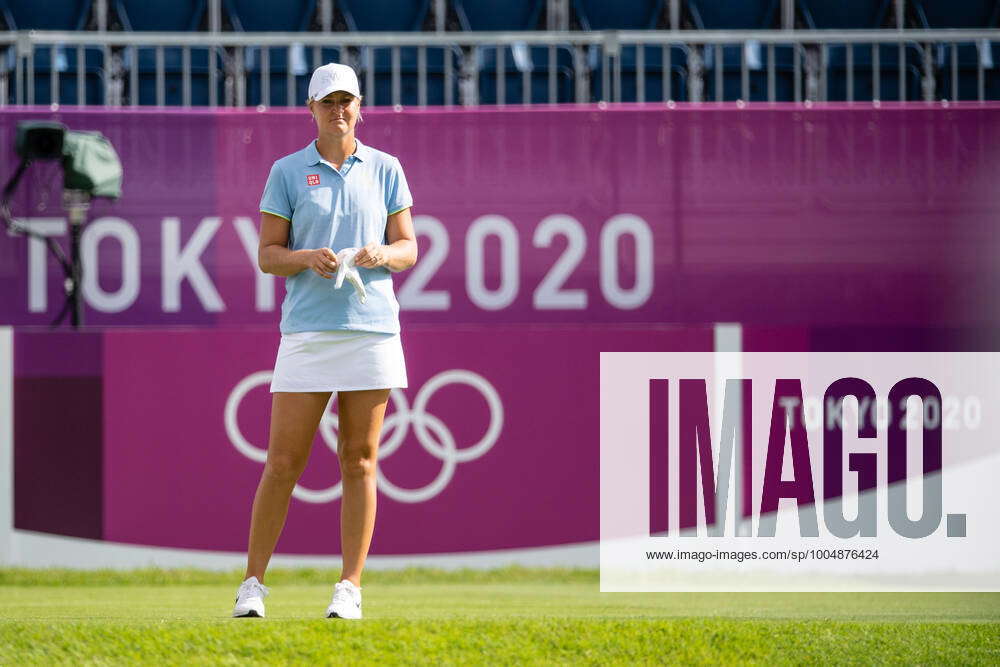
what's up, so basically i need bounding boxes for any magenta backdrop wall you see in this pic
[8,104,1000,553]
[96,325,710,553]
[2,104,999,329]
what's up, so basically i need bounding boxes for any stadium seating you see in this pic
[932,40,1000,99]
[116,0,223,106]
[822,45,925,101]
[798,0,920,101]
[227,0,314,31]
[454,0,544,31]
[2,0,998,105]
[117,0,203,31]
[7,0,91,30]
[454,0,567,104]
[454,0,574,104]
[913,0,1000,100]
[4,0,105,104]
[574,0,687,101]
[915,0,1000,27]
[226,0,315,106]
[16,46,106,105]
[688,0,779,29]
[685,0,795,101]
[339,0,458,107]
[472,44,575,104]
[342,0,427,31]
[799,0,890,29]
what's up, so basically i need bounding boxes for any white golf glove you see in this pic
[333,247,367,304]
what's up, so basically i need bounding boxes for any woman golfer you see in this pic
[233,63,416,620]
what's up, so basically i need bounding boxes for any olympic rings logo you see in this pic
[224,369,504,504]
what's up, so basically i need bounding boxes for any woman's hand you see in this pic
[305,247,339,279]
[354,242,388,269]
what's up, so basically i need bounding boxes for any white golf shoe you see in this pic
[232,576,269,618]
[326,579,362,619]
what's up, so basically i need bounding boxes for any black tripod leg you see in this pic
[69,221,83,327]
[51,289,72,327]
[47,237,75,328]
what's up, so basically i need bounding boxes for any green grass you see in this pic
[1,568,997,664]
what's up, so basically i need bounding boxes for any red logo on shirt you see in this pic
[306,174,321,186]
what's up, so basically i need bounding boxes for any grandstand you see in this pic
[0,1,997,106]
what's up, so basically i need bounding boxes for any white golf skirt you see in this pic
[270,330,408,393]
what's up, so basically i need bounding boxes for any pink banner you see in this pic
[2,104,998,329]
[10,105,1000,553]
[98,326,711,553]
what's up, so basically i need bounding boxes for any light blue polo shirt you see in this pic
[259,138,413,334]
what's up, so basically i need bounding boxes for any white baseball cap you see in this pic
[308,63,361,101]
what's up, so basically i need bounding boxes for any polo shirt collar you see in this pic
[304,140,322,166]
[352,138,371,162]
[304,138,370,166]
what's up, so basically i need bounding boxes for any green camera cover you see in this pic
[62,131,123,200]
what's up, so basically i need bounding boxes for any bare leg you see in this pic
[336,388,390,587]
[244,391,332,583]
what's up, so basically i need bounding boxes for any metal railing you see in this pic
[0,29,998,107]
